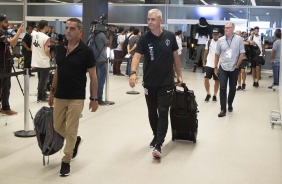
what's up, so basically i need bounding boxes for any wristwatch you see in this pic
[89,97,98,101]
[129,70,136,76]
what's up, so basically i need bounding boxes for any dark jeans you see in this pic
[126,58,132,76]
[96,63,108,102]
[113,50,124,75]
[144,84,173,145]
[37,68,49,100]
[0,65,12,111]
[272,62,280,85]
[218,66,239,111]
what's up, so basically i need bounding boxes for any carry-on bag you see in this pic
[170,83,198,143]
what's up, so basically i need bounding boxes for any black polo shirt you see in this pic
[136,30,178,86]
[55,40,96,99]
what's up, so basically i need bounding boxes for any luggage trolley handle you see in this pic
[173,82,189,91]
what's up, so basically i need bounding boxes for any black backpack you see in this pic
[111,33,118,49]
[122,34,132,56]
[34,106,64,165]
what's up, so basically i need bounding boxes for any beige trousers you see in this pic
[53,98,84,163]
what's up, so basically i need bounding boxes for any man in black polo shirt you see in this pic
[129,9,183,159]
[48,18,98,177]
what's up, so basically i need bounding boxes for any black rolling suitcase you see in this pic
[170,83,198,143]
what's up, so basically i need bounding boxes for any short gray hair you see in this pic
[225,22,235,29]
[148,9,162,19]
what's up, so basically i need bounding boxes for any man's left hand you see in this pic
[89,101,98,112]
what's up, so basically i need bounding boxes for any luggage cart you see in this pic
[269,110,282,129]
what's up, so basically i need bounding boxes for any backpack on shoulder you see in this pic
[122,34,132,56]
[111,33,118,49]
[34,106,64,165]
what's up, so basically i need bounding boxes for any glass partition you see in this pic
[27,0,81,3]
[27,5,82,17]
[0,6,23,21]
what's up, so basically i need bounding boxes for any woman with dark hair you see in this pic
[193,17,212,72]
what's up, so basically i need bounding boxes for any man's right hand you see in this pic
[48,94,54,107]
[129,74,138,88]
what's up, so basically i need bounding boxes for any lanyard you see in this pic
[226,34,234,48]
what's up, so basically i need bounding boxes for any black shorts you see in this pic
[251,56,263,68]
[239,59,247,69]
[204,66,218,80]
[50,45,56,52]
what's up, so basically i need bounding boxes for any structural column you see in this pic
[82,0,108,43]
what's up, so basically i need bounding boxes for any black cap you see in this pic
[212,28,220,34]
[0,14,8,22]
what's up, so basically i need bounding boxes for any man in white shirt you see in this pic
[31,20,51,102]
[113,27,125,76]
[249,26,265,87]
[203,28,220,102]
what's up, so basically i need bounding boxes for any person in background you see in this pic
[31,20,51,103]
[193,17,212,73]
[0,14,24,115]
[214,22,245,117]
[126,28,139,76]
[268,29,281,89]
[203,28,220,102]
[21,26,34,76]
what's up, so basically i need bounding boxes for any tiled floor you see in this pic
[0,64,281,184]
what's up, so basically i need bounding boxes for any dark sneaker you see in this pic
[212,96,217,102]
[60,162,70,177]
[255,82,259,87]
[218,110,226,117]
[205,94,211,102]
[268,85,273,89]
[149,136,156,148]
[236,86,241,91]
[152,144,162,158]
[253,82,255,87]
[242,83,246,90]
[72,136,83,159]
[98,101,108,106]
[228,106,233,112]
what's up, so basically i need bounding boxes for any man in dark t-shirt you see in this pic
[48,18,98,177]
[21,26,33,76]
[129,9,183,159]
[0,14,24,115]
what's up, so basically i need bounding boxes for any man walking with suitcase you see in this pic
[48,18,98,176]
[214,22,245,117]
[129,9,183,158]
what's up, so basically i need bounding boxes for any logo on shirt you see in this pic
[33,35,41,48]
[165,39,170,46]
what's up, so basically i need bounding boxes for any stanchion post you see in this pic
[14,68,36,137]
